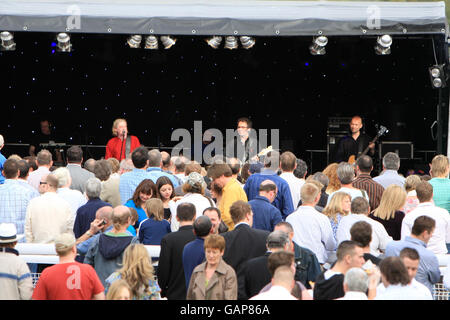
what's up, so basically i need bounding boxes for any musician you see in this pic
[29,119,63,163]
[225,117,258,163]
[105,118,141,161]
[334,116,375,163]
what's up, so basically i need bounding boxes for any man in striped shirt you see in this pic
[352,155,384,211]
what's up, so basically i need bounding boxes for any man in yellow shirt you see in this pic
[208,163,247,230]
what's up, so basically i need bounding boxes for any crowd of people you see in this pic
[0,118,450,301]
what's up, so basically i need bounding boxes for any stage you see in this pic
[0,1,448,174]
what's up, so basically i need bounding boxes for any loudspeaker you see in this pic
[379,141,414,159]
[327,134,347,163]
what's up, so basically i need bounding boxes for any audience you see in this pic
[53,167,87,217]
[124,179,156,229]
[203,207,228,234]
[279,152,305,210]
[27,150,53,190]
[352,155,384,210]
[327,162,370,204]
[16,160,39,197]
[350,221,382,265]
[402,174,421,214]
[250,266,297,300]
[323,163,341,194]
[248,180,283,232]
[336,267,369,300]
[155,176,175,220]
[428,154,450,213]
[138,198,171,245]
[65,145,94,193]
[322,191,351,241]
[95,159,121,208]
[146,149,179,188]
[106,279,132,300]
[374,152,405,188]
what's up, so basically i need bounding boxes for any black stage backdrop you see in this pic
[0,32,441,173]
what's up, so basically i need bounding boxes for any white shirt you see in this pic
[286,206,336,264]
[57,188,87,218]
[327,187,370,205]
[169,193,215,231]
[401,202,450,254]
[336,214,393,256]
[27,166,50,191]
[336,291,368,300]
[250,285,297,300]
[279,172,304,210]
[444,265,450,290]
[376,281,432,300]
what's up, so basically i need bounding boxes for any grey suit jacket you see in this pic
[67,163,95,193]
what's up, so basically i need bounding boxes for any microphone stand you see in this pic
[119,131,126,161]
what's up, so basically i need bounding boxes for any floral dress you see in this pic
[329,213,343,242]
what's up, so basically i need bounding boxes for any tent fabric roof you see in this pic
[0,0,448,36]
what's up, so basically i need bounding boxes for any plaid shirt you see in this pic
[0,179,37,239]
[352,173,385,210]
[119,168,152,204]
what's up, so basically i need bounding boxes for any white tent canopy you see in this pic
[0,0,447,36]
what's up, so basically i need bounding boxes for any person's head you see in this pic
[8,154,22,162]
[2,159,19,179]
[349,116,363,134]
[240,163,251,183]
[0,223,24,249]
[373,185,407,220]
[176,202,196,224]
[399,247,420,282]
[131,147,149,169]
[280,151,297,173]
[266,230,290,252]
[84,158,96,173]
[204,234,226,267]
[343,267,369,294]
[185,161,202,176]
[45,174,59,192]
[430,154,450,178]
[118,243,155,298]
[379,256,410,287]
[119,158,134,174]
[129,207,139,226]
[107,158,120,174]
[143,198,165,221]
[356,155,373,174]
[323,192,351,222]
[229,200,253,226]
[112,118,128,137]
[38,174,49,194]
[411,215,435,244]
[40,119,52,135]
[132,179,156,207]
[155,176,175,201]
[85,177,102,200]
[160,151,171,171]
[300,182,320,205]
[193,215,213,238]
[0,134,4,150]
[94,159,112,182]
[309,172,329,193]
[96,206,114,231]
[147,149,162,168]
[415,181,434,203]
[259,180,278,203]
[236,117,252,138]
[106,279,132,300]
[54,233,76,258]
[111,206,132,231]
[36,149,53,167]
[271,266,295,292]
[207,163,232,188]
[293,158,308,179]
[351,197,370,215]
[66,145,83,164]
[228,157,241,177]
[173,156,188,174]
[336,241,365,270]
[52,167,72,188]
[404,174,422,193]
[267,250,296,277]
[382,152,401,171]
[203,207,222,234]
[350,221,372,248]
[263,150,280,171]
[274,222,295,252]
[24,156,38,172]
[17,160,30,180]
[323,163,341,192]
[182,172,206,195]
[337,162,355,185]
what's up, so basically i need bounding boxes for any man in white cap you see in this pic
[32,233,105,300]
[0,223,33,300]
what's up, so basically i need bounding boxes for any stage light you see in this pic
[144,35,159,49]
[240,36,256,49]
[160,35,176,49]
[429,65,447,88]
[205,36,223,49]
[127,35,142,48]
[56,33,72,52]
[375,35,392,55]
[0,31,16,51]
[224,36,238,50]
[309,36,328,55]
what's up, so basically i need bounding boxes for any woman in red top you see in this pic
[105,118,141,161]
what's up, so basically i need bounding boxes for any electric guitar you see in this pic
[348,125,388,164]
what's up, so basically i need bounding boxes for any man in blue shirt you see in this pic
[385,215,441,293]
[373,152,405,189]
[146,149,179,188]
[244,151,294,219]
[0,134,6,184]
[248,180,282,232]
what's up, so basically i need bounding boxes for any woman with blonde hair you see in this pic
[402,175,421,214]
[105,118,141,161]
[369,185,406,240]
[323,163,341,194]
[105,244,162,300]
[322,191,352,241]
[106,279,132,300]
[138,198,171,245]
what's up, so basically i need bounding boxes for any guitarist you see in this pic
[334,115,375,164]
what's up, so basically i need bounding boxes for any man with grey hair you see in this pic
[53,167,87,217]
[337,267,369,300]
[95,159,121,208]
[327,162,369,205]
[146,149,179,187]
[83,158,97,173]
[241,230,291,299]
[374,152,405,188]
[0,134,6,184]
[66,145,94,193]
[27,149,53,190]
[172,155,188,185]
[119,158,134,174]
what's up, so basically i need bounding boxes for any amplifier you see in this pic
[379,141,414,159]
[327,117,352,134]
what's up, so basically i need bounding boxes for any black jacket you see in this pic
[313,270,345,300]
[242,252,272,300]
[157,225,196,300]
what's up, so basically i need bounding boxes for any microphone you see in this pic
[122,130,126,137]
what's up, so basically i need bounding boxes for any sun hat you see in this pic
[0,223,24,243]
